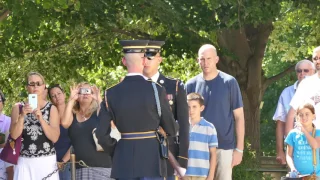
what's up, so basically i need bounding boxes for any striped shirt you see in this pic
[186,118,218,177]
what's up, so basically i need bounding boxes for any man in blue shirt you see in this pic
[186,44,245,180]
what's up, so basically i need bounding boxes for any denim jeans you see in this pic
[59,163,71,180]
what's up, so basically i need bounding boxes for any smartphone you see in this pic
[28,94,38,110]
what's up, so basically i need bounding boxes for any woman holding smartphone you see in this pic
[62,82,113,180]
[10,72,60,180]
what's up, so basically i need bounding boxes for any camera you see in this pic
[79,88,92,95]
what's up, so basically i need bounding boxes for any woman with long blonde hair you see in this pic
[62,82,113,180]
[10,72,60,180]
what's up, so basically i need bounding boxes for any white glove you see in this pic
[174,167,186,177]
[110,127,121,142]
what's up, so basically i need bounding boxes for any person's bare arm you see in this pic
[231,107,245,167]
[286,145,296,172]
[61,148,71,162]
[6,166,13,180]
[36,105,60,143]
[207,147,217,180]
[285,107,296,136]
[10,103,32,139]
[62,85,79,128]
[276,121,286,164]
[234,107,244,150]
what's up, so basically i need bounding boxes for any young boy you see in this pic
[185,93,218,180]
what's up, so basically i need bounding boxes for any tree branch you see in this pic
[5,28,151,61]
[263,64,295,89]
[111,28,151,39]
[0,9,9,22]
[217,28,252,69]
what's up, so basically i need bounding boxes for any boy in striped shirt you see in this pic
[185,93,218,180]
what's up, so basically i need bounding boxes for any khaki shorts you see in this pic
[184,176,207,180]
[215,149,233,180]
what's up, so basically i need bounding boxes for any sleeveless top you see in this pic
[54,125,71,162]
[69,112,112,168]
[20,102,56,158]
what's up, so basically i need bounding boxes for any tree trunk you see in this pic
[216,22,274,153]
[241,87,264,151]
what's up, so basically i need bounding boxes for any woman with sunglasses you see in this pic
[48,84,71,180]
[62,82,113,180]
[10,72,60,180]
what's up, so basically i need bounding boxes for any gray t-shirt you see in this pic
[186,71,243,149]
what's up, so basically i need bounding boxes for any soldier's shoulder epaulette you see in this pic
[166,76,179,81]
[165,76,182,83]
[147,79,162,87]
[106,82,120,91]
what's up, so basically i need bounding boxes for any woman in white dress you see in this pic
[10,72,60,180]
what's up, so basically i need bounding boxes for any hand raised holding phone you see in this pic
[33,107,43,121]
[23,94,37,116]
[22,103,33,115]
[91,86,101,102]
[69,85,79,101]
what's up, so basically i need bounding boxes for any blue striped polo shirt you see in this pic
[185,118,218,177]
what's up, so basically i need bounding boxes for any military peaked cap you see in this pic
[119,40,149,53]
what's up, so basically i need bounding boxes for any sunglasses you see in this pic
[144,52,159,60]
[27,81,44,87]
[296,69,310,73]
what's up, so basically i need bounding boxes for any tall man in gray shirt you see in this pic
[185,44,245,180]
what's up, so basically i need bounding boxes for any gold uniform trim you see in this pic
[121,136,157,140]
[121,131,156,135]
[178,156,188,160]
[123,46,147,49]
[147,79,162,87]
[146,46,161,48]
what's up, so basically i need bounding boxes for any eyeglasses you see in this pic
[27,81,44,87]
[296,69,310,73]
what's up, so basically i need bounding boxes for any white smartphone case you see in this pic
[28,94,38,110]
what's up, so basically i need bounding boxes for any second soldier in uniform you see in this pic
[143,41,189,179]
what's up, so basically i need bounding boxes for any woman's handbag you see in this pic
[93,90,118,152]
[0,104,23,165]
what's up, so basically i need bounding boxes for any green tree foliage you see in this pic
[0,0,320,156]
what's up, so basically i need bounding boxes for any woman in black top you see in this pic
[62,82,113,180]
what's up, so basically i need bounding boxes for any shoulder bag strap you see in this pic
[312,127,317,174]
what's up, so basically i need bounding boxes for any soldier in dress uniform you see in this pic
[95,40,178,180]
[143,41,189,179]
